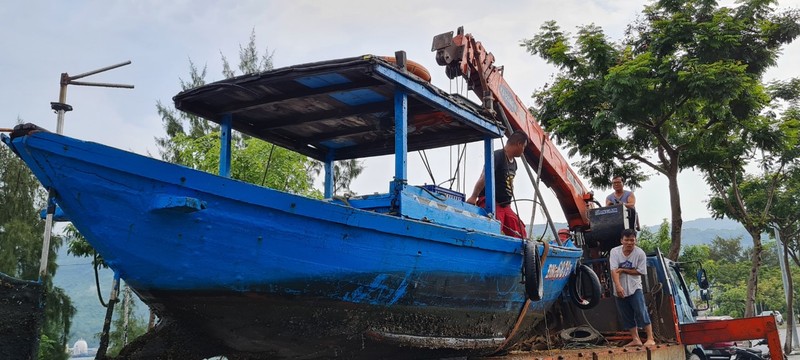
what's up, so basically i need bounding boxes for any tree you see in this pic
[764,132,800,351]
[679,244,710,280]
[702,90,799,317]
[773,165,800,267]
[170,132,322,197]
[524,0,800,261]
[103,285,147,357]
[638,219,671,254]
[0,139,74,360]
[707,175,782,317]
[708,236,745,263]
[155,29,363,196]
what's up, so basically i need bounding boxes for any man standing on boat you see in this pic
[466,132,528,239]
[610,229,655,347]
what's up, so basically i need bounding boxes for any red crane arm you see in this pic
[433,27,594,229]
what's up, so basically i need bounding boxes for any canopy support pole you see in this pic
[219,114,232,177]
[324,151,335,198]
[483,138,495,216]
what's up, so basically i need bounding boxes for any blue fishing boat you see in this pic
[4,55,585,359]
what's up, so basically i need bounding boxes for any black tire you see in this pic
[568,264,601,310]
[559,326,601,344]
[524,241,543,301]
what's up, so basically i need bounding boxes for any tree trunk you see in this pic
[666,169,683,261]
[744,230,762,317]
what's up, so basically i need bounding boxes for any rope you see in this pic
[448,143,468,190]
[260,144,276,186]
[579,302,608,344]
[417,150,436,185]
[416,186,447,201]
[494,298,531,352]
[495,240,551,353]
[93,252,107,308]
[538,240,554,355]
[646,282,668,342]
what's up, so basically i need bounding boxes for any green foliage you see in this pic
[704,238,800,319]
[768,150,800,267]
[171,132,322,197]
[154,28,274,161]
[42,286,74,360]
[154,29,362,197]
[638,218,672,254]
[715,286,748,318]
[103,286,148,357]
[744,241,780,268]
[0,141,74,360]
[708,236,745,263]
[680,244,710,277]
[37,334,60,360]
[524,0,800,260]
[64,223,105,267]
[703,140,798,316]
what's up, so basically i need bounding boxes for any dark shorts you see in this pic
[615,289,651,329]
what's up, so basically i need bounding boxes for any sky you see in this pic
[2,0,799,227]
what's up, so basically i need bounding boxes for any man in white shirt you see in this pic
[610,229,655,346]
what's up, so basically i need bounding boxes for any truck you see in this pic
[433,26,785,360]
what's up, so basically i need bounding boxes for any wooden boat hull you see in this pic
[5,131,583,358]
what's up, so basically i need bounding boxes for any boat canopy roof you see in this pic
[173,55,502,161]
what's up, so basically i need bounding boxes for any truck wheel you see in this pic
[686,346,707,360]
[568,264,601,309]
[524,241,543,301]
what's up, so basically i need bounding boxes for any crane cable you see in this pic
[417,150,436,185]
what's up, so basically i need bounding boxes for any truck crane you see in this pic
[432,26,785,360]
[432,27,595,234]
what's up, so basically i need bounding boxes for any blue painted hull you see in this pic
[7,132,582,357]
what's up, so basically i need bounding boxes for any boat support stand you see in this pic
[96,272,121,359]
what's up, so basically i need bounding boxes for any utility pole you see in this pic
[773,224,800,353]
[38,61,133,281]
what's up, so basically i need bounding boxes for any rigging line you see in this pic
[260,144,276,187]
[417,150,436,185]
[522,104,560,242]
[448,142,469,190]
[494,298,531,353]
[461,144,467,193]
[529,131,550,238]
[449,145,453,188]
[94,251,107,308]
